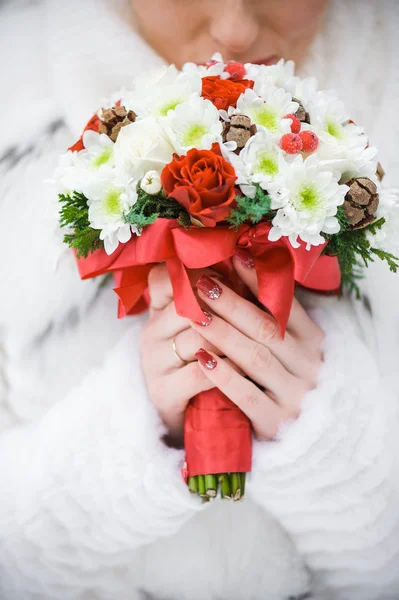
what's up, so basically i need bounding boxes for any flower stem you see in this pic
[187,472,246,501]
[205,474,217,497]
[240,472,246,498]
[188,476,198,494]
[231,473,241,501]
[197,474,206,496]
[219,473,232,499]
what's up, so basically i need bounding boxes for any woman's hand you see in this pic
[141,264,224,446]
[190,250,325,440]
[141,252,324,445]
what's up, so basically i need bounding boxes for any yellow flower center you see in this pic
[253,105,279,131]
[182,124,208,147]
[256,152,279,177]
[92,146,113,169]
[293,184,324,217]
[104,188,122,216]
[325,117,344,140]
[159,99,183,116]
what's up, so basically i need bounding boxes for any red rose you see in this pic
[161,144,237,227]
[201,76,254,111]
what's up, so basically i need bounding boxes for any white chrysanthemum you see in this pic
[230,131,282,192]
[268,155,349,249]
[369,188,399,254]
[125,65,202,118]
[53,131,115,194]
[317,143,379,181]
[309,91,368,152]
[246,59,298,96]
[81,130,115,168]
[53,151,85,194]
[182,52,226,78]
[234,87,297,135]
[163,95,222,154]
[141,170,162,195]
[114,117,175,181]
[85,173,138,255]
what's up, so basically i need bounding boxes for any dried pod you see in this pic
[98,106,136,141]
[292,97,310,124]
[343,177,379,229]
[376,162,385,182]
[222,115,257,153]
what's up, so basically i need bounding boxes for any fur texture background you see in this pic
[0,1,399,598]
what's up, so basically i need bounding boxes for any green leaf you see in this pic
[323,209,398,296]
[59,191,103,258]
[124,186,189,229]
[228,184,274,228]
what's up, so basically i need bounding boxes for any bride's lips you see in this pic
[253,55,279,66]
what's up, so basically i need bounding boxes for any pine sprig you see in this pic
[59,192,103,258]
[324,208,399,296]
[228,184,274,228]
[124,187,189,229]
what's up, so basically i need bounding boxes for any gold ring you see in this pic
[172,336,187,366]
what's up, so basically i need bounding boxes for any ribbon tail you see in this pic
[166,256,205,323]
[114,265,153,318]
[255,247,295,337]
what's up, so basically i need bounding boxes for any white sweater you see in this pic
[1,1,399,599]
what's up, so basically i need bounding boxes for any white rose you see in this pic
[114,117,175,181]
[141,170,162,195]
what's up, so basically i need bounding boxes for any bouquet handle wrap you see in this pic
[185,389,252,478]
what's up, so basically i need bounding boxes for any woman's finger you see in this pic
[148,300,192,339]
[194,274,320,383]
[233,252,324,342]
[191,315,307,409]
[157,357,244,414]
[194,349,294,440]
[148,263,174,312]
[165,326,222,370]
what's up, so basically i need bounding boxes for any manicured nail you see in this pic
[197,310,213,326]
[196,275,223,299]
[234,248,255,268]
[195,348,218,370]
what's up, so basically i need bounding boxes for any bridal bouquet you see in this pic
[55,54,398,501]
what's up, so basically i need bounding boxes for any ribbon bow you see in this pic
[77,219,340,335]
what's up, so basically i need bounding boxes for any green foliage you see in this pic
[59,192,103,258]
[324,208,399,297]
[228,184,273,228]
[124,187,189,229]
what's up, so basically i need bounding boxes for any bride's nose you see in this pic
[210,0,259,55]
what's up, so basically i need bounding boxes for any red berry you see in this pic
[284,113,301,134]
[224,61,246,79]
[280,133,303,154]
[299,130,319,153]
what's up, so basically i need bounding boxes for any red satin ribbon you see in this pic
[185,388,252,477]
[78,218,340,334]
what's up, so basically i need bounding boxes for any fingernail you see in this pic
[195,348,218,370]
[197,310,213,326]
[234,248,255,268]
[196,275,223,299]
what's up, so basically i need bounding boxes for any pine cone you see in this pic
[222,115,257,153]
[98,105,136,142]
[292,97,310,124]
[343,177,379,229]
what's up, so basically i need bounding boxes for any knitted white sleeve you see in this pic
[247,301,399,600]
[0,323,204,600]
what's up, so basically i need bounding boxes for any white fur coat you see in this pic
[1,1,399,599]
